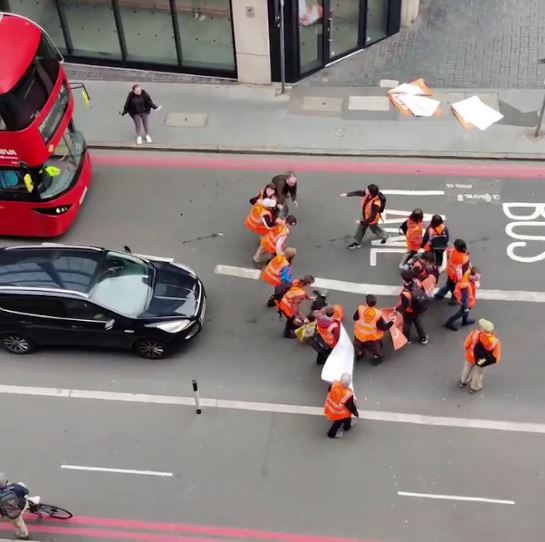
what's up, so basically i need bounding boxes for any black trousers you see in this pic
[402,312,427,342]
[354,339,383,359]
[328,418,352,438]
[433,249,445,267]
[316,347,332,366]
[436,277,456,299]
[283,316,297,337]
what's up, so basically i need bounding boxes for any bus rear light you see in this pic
[34,205,72,216]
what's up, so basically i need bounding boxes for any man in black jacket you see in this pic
[396,270,429,345]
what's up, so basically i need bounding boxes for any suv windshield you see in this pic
[0,125,85,202]
[0,36,60,131]
[89,251,153,318]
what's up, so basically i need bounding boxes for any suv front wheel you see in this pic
[3,334,37,355]
[133,338,170,360]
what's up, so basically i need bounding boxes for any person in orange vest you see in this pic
[262,247,297,307]
[410,252,439,284]
[309,290,344,321]
[353,294,394,365]
[244,197,277,237]
[249,182,278,206]
[444,266,480,331]
[340,183,389,249]
[399,208,424,268]
[314,306,341,365]
[460,319,501,393]
[278,275,315,338]
[421,214,449,267]
[435,238,471,305]
[324,373,359,438]
[253,215,297,267]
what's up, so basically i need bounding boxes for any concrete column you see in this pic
[231,0,271,84]
[401,0,420,27]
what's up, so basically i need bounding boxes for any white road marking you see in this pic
[214,264,545,303]
[2,384,545,435]
[60,465,173,477]
[381,190,445,196]
[397,491,515,505]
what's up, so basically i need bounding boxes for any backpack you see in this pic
[410,284,429,314]
[377,192,387,213]
[273,282,291,302]
[430,231,448,251]
[0,489,22,519]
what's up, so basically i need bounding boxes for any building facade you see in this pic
[1,0,401,84]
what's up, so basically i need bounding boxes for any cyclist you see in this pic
[0,473,30,540]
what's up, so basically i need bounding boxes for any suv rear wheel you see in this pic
[133,338,170,360]
[3,334,37,355]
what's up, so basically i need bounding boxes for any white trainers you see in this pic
[136,136,143,145]
[145,135,152,143]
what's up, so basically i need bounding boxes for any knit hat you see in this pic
[478,319,494,332]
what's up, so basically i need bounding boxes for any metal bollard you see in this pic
[192,379,202,414]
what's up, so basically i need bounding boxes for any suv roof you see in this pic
[0,245,104,294]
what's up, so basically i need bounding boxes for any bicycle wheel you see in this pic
[34,503,73,519]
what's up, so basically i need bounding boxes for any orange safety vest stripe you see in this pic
[333,305,345,322]
[245,202,272,236]
[317,320,338,347]
[261,222,289,254]
[261,255,289,287]
[278,286,306,318]
[324,381,353,421]
[354,305,384,342]
[406,219,423,252]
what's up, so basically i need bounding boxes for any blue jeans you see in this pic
[446,305,470,326]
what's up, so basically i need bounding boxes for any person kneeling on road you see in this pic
[324,373,359,439]
[277,275,315,338]
[0,473,30,540]
[397,269,429,345]
[353,294,394,365]
[313,306,341,366]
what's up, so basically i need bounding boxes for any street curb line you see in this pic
[88,141,545,161]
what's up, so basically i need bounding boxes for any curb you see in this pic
[87,141,545,161]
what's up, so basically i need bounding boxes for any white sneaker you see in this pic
[136,136,143,145]
[145,135,152,143]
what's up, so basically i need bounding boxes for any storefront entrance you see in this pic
[270,0,401,83]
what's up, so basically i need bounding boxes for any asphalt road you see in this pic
[1,152,544,542]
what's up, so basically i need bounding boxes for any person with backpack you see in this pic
[399,208,424,268]
[422,214,450,267]
[340,184,389,249]
[0,473,30,540]
[444,267,480,331]
[396,269,429,345]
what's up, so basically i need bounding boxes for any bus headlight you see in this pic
[34,205,72,215]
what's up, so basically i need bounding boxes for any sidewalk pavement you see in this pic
[74,80,545,159]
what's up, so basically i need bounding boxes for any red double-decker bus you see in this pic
[0,12,92,237]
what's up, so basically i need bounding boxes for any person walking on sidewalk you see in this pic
[121,84,161,145]
[261,247,297,307]
[399,208,424,268]
[422,214,449,267]
[460,319,502,393]
[253,215,297,267]
[444,266,480,331]
[340,184,389,249]
[324,373,359,439]
[353,294,394,365]
[396,269,429,345]
[0,473,30,540]
[435,239,471,305]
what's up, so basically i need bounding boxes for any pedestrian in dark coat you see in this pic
[121,84,160,145]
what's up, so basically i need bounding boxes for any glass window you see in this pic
[0,296,67,318]
[118,3,178,66]
[7,0,67,53]
[298,0,324,74]
[90,251,153,318]
[63,299,108,321]
[0,169,34,201]
[174,0,235,72]
[366,0,389,45]
[59,1,122,60]
[329,1,360,60]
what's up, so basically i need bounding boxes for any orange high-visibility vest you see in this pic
[354,305,384,342]
[317,319,339,348]
[324,381,353,421]
[424,224,446,252]
[406,218,423,252]
[245,201,272,236]
[454,273,477,308]
[464,330,501,365]
[362,195,382,225]
[261,221,289,254]
[333,304,345,322]
[278,286,306,318]
[447,248,470,282]
[261,255,289,287]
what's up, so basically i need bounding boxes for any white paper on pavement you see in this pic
[451,96,503,131]
[321,325,354,390]
[389,83,427,96]
[397,94,440,117]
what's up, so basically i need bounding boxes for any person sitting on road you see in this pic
[0,473,30,540]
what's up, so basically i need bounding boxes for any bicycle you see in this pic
[26,496,73,519]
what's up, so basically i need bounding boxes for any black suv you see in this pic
[0,244,206,359]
